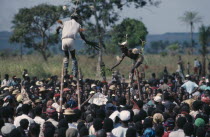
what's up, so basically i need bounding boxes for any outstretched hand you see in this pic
[86,41,100,50]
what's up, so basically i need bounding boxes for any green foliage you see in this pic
[199,25,210,55]
[110,18,148,48]
[160,51,168,57]
[10,4,69,61]
[167,43,180,51]
[179,11,202,26]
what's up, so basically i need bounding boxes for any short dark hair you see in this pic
[79,127,89,137]
[9,128,21,137]
[34,106,42,116]
[137,100,144,108]
[143,118,153,128]
[126,127,137,137]
[183,122,194,136]
[103,118,113,132]
[29,123,40,137]
[43,122,55,137]
[196,127,206,137]
[135,121,143,136]
[20,119,29,129]
[176,117,187,129]
[21,104,30,114]
[192,101,203,111]
[93,118,103,131]
[155,124,164,137]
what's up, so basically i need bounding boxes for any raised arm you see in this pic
[111,54,125,71]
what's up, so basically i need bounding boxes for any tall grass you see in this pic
[0,54,204,80]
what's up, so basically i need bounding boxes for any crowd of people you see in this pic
[0,68,210,137]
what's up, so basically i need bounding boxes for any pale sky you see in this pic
[0,0,209,34]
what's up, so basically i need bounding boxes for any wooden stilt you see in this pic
[77,70,81,110]
[60,59,64,113]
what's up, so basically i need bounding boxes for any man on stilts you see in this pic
[56,13,99,77]
[110,38,144,82]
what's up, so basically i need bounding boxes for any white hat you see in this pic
[118,40,128,46]
[119,110,130,121]
[154,96,162,103]
[109,111,120,122]
[90,91,95,94]
[91,84,96,88]
[132,48,140,54]
[185,74,190,78]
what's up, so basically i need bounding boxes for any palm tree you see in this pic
[179,11,202,54]
[199,25,210,76]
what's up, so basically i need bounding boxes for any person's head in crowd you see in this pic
[126,127,137,137]
[196,127,206,137]
[66,128,78,137]
[135,121,143,136]
[43,122,56,137]
[137,100,144,109]
[192,100,203,111]
[153,113,164,125]
[20,119,29,130]
[119,110,130,126]
[4,74,9,80]
[155,124,164,137]
[9,128,21,137]
[79,126,89,137]
[176,116,187,129]
[184,114,193,123]
[58,119,68,129]
[143,118,153,129]
[96,109,105,120]
[194,118,205,127]
[46,107,58,121]
[118,97,126,107]
[21,104,31,115]
[96,129,106,137]
[58,127,67,137]
[203,104,210,115]
[1,123,16,137]
[93,118,103,132]
[63,108,75,123]
[103,118,113,133]
[28,123,40,137]
[164,118,175,131]
[34,106,42,117]
[183,122,194,137]
[163,92,170,101]
[77,121,86,131]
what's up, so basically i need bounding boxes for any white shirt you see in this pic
[1,79,12,87]
[112,126,128,137]
[194,60,199,67]
[34,116,45,137]
[34,116,45,127]
[169,129,185,137]
[46,118,58,128]
[62,19,81,40]
[14,114,35,127]
[181,80,198,94]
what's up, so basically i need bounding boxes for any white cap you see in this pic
[91,84,96,88]
[90,91,95,94]
[154,96,162,103]
[119,110,130,121]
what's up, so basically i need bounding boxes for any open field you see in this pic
[0,54,207,80]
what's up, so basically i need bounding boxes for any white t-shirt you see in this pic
[181,80,198,94]
[194,60,199,67]
[112,126,128,137]
[62,19,81,40]
[14,114,35,127]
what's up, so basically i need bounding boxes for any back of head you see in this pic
[20,119,29,129]
[29,123,40,137]
[21,104,30,114]
[34,106,42,116]
[66,128,78,137]
[176,117,187,129]
[43,121,55,137]
[96,129,106,137]
[9,128,21,137]
[196,127,206,137]
[155,124,164,137]
[183,122,194,136]
[93,118,103,131]
[126,127,137,137]
[79,127,89,137]
[137,100,144,108]
[103,118,113,132]
[143,118,153,128]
